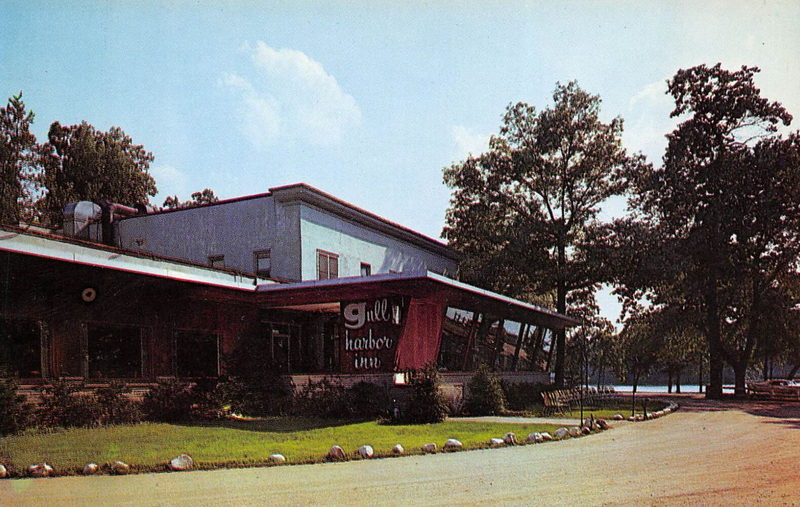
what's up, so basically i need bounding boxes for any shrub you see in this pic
[141,380,194,423]
[401,365,449,424]
[191,378,227,420]
[0,373,32,435]
[37,381,102,428]
[95,382,142,425]
[293,379,351,418]
[501,381,551,412]
[464,364,506,415]
[223,334,294,416]
[348,381,391,419]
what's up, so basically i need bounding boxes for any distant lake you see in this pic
[613,385,735,393]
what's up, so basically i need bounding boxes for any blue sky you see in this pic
[2,0,799,324]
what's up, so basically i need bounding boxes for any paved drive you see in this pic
[2,395,799,505]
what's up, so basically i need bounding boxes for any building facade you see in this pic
[0,185,578,391]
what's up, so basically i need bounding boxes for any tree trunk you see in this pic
[667,370,673,393]
[733,361,747,398]
[787,364,800,381]
[675,369,681,393]
[698,358,703,393]
[706,281,724,399]
[553,260,567,388]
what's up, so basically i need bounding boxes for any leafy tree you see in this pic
[623,64,800,397]
[443,81,644,386]
[614,308,663,414]
[39,121,156,226]
[162,188,219,209]
[0,93,39,225]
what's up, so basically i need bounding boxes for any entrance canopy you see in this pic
[256,271,580,330]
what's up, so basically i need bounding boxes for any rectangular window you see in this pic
[317,250,339,280]
[175,330,219,377]
[0,318,42,378]
[208,255,225,269]
[360,263,371,276]
[254,249,271,277]
[87,324,142,379]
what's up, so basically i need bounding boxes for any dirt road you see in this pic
[2,395,799,506]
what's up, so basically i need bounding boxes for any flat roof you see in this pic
[0,225,265,291]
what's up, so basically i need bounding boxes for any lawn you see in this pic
[540,399,669,419]
[0,418,562,475]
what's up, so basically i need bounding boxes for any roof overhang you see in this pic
[257,271,581,329]
[0,226,265,292]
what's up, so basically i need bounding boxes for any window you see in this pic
[87,324,141,378]
[317,250,339,280]
[436,308,554,372]
[175,330,219,377]
[0,318,42,378]
[208,255,225,269]
[254,249,271,277]
[360,263,371,277]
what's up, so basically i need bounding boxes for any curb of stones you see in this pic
[0,406,686,479]
[612,400,680,422]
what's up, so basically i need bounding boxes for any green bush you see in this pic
[36,382,103,428]
[401,365,449,424]
[190,378,227,420]
[0,373,32,435]
[464,364,506,415]
[223,334,294,416]
[95,382,142,425]
[501,381,551,411]
[141,380,194,423]
[293,379,351,418]
[348,381,391,419]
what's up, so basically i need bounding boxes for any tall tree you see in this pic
[625,64,800,397]
[443,81,644,386]
[162,188,219,209]
[0,93,39,225]
[39,121,156,226]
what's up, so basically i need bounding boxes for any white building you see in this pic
[116,183,459,282]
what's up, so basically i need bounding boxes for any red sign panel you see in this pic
[340,297,405,372]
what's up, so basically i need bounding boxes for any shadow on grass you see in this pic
[177,416,364,433]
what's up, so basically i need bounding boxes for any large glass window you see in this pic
[438,307,476,371]
[88,324,141,378]
[437,307,554,372]
[0,318,42,378]
[175,330,219,377]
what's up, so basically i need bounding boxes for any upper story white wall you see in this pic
[115,184,459,282]
[299,204,458,280]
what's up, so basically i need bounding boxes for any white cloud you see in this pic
[451,125,491,158]
[222,41,361,149]
[221,73,281,148]
[623,78,677,163]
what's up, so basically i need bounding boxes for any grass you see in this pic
[525,399,669,419]
[0,418,563,476]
